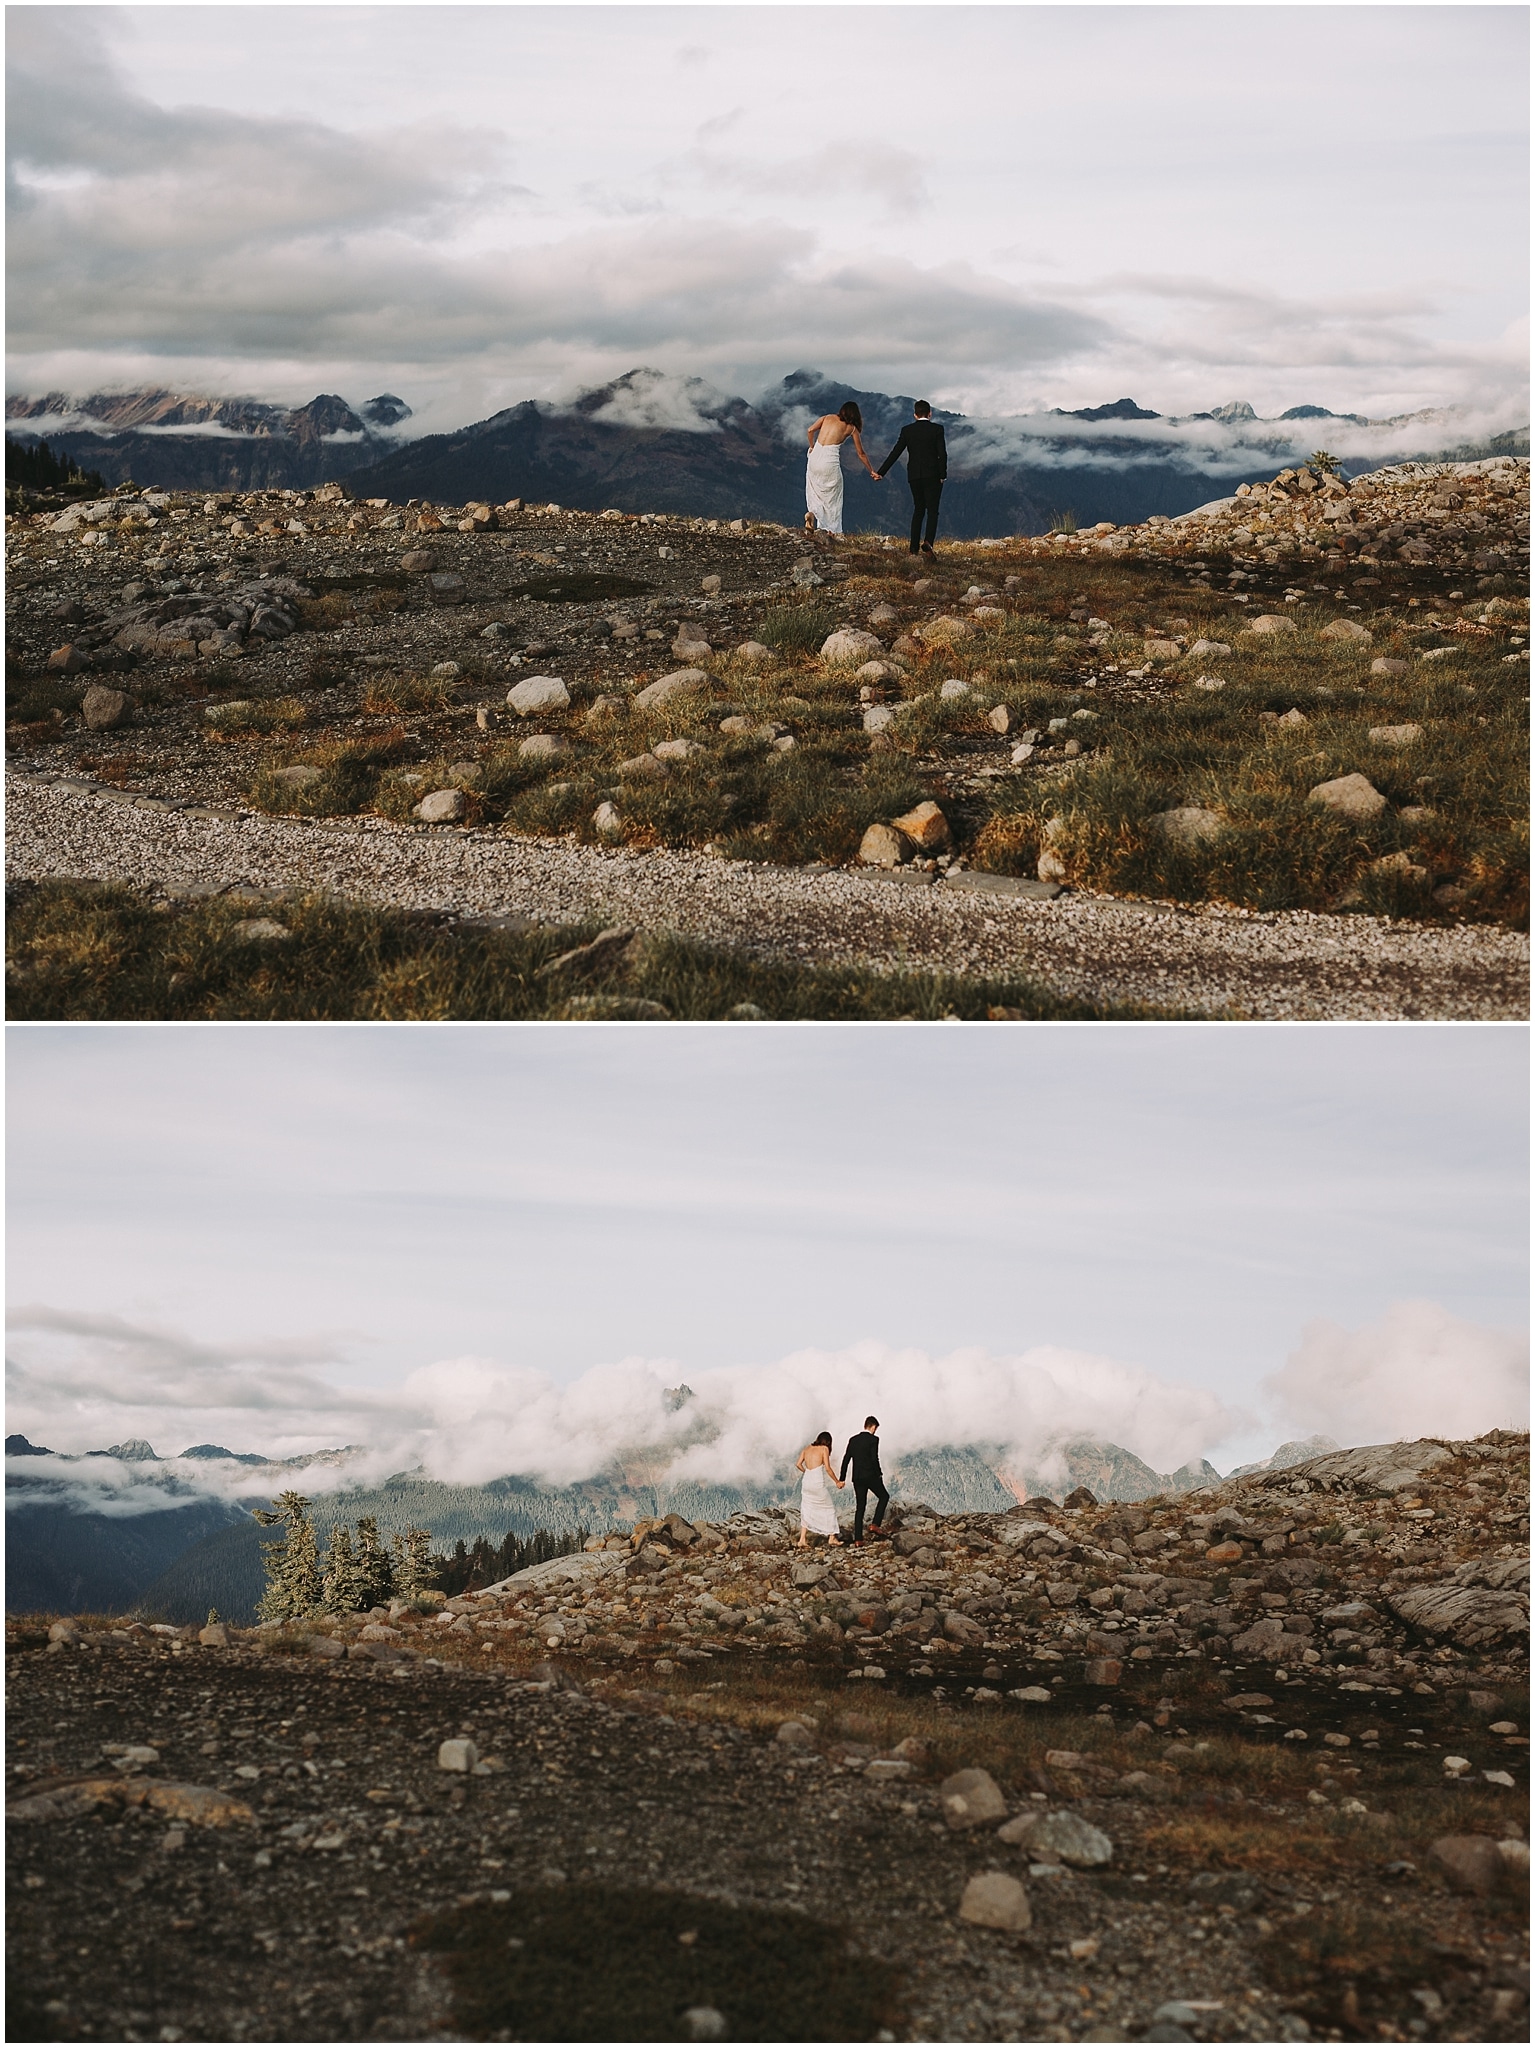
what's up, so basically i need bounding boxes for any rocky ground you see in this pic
[8,1434,1527,2042]
[4,461,1528,1016]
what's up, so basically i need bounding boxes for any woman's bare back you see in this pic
[809,414,857,447]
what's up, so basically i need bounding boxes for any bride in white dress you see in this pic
[805,402,880,536]
[796,1431,846,1547]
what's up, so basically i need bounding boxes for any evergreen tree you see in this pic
[438,1539,471,1596]
[321,1523,367,1613]
[466,1535,495,1590]
[5,434,105,496]
[252,1492,322,1620]
[391,1525,435,1599]
[354,1515,396,1609]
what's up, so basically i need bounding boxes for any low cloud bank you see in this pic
[7,1302,1523,1519]
[1264,1300,1529,1450]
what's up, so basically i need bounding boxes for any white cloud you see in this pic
[1263,1302,1529,1448]
[6,1304,1236,1493]
[583,367,729,435]
[7,9,1521,432]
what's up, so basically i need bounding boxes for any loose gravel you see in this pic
[8,775,1527,1019]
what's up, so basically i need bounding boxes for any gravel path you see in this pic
[8,774,1528,1018]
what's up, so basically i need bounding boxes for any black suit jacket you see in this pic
[840,1431,884,1484]
[877,420,947,482]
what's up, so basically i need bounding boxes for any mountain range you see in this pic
[8,368,1525,535]
[4,389,411,493]
[4,1428,1318,1625]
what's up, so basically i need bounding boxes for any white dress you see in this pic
[799,1457,842,1537]
[805,439,845,534]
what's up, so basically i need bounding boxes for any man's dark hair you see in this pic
[837,401,863,430]
[913,400,932,417]
[864,1416,879,1429]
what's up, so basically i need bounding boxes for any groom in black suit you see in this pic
[876,400,947,556]
[839,1416,890,1543]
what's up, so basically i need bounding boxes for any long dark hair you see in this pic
[837,402,863,431]
[813,1431,833,1449]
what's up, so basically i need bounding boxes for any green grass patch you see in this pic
[4,881,1186,1021]
[755,603,839,654]
[969,615,1528,923]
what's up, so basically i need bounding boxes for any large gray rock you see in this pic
[958,1871,1030,1932]
[1368,724,1422,747]
[634,667,712,710]
[1430,1834,1510,1895]
[1386,1555,1529,1650]
[941,1768,1008,1828]
[1149,805,1222,851]
[1288,1439,1452,1496]
[80,685,131,731]
[427,573,467,605]
[859,823,912,867]
[507,674,570,716]
[997,1808,1114,1867]
[414,789,467,824]
[1309,772,1387,821]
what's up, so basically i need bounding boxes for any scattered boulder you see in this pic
[941,1768,1008,1829]
[437,1739,478,1773]
[890,801,951,852]
[1430,1834,1510,1896]
[1246,614,1298,635]
[1321,619,1372,643]
[1148,805,1222,852]
[820,628,884,665]
[997,1809,1113,1867]
[1368,724,1422,747]
[859,823,913,867]
[1308,772,1388,821]
[507,675,570,716]
[958,1871,1031,1932]
[80,685,131,732]
[414,789,468,824]
[1386,1556,1529,1649]
[634,668,711,711]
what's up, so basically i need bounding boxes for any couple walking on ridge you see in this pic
[796,1417,890,1548]
[804,400,948,555]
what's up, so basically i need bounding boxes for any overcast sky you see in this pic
[6,1025,1527,1484]
[7,5,1529,433]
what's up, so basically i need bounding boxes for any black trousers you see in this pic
[852,1477,890,1540]
[908,476,943,550]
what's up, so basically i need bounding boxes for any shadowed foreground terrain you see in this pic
[7,1433,1526,2042]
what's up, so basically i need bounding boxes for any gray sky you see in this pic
[7,5,1528,432]
[6,1025,1527,1483]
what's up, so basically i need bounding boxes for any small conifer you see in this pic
[253,1491,322,1620]
[321,1523,367,1613]
[355,1515,396,1609]
[392,1525,435,1599]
